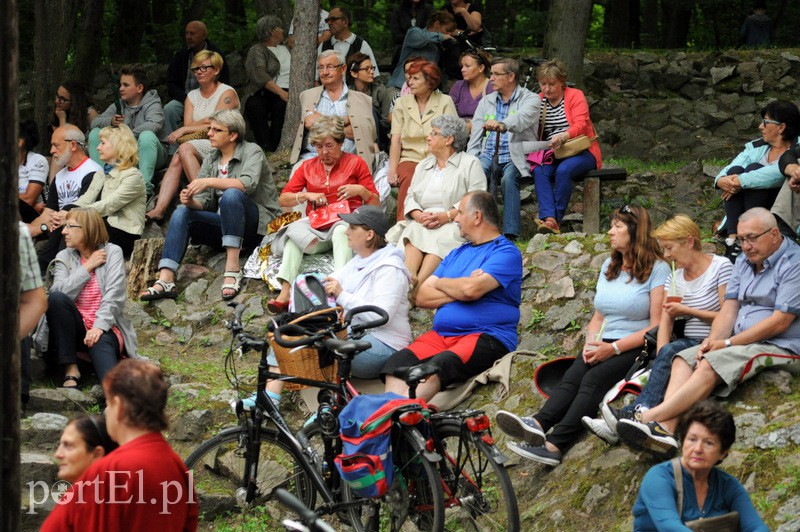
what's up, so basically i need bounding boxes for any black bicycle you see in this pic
[184,303,445,531]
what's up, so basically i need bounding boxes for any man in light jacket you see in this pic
[467,58,539,241]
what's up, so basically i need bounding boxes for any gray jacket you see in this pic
[92,89,165,140]
[467,86,541,177]
[194,141,282,235]
[46,243,139,357]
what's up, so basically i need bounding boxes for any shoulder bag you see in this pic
[672,458,740,532]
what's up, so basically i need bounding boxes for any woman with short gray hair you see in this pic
[244,15,291,152]
[386,115,486,302]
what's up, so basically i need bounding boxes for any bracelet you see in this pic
[612,342,621,356]
[724,338,732,348]
[295,192,302,204]
[446,210,452,223]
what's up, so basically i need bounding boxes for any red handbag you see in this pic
[308,199,352,230]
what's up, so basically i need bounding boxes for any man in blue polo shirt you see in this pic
[616,207,800,456]
[382,190,522,401]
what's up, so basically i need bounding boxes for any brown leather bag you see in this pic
[672,458,740,532]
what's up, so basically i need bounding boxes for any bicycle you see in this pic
[184,303,445,531]
[275,488,335,532]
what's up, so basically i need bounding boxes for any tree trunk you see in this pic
[255,0,293,29]
[127,238,165,299]
[152,0,180,63]
[109,0,148,63]
[660,0,695,48]
[183,0,210,27]
[33,0,79,156]
[72,0,106,85]
[542,0,593,88]
[640,0,660,47]
[277,0,320,153]
[0,0,20,529]
[604,0,640,48]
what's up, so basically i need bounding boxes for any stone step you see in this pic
[21,413,69,452]
[26,387,99,416]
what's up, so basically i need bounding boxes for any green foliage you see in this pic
[526,309,547,329]
[566,319,582,333]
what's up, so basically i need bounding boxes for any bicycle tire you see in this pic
[342,426,445,532]
[435,419,520,531]
[185,425,315,521]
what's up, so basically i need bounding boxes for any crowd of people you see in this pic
[15,3,800,530]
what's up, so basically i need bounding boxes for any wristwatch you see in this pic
[724,338,732,348]
[612,342,621,355]
[40,223,49,235]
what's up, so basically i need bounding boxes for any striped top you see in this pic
[74,259,125,352]
[665,255,732,339]
[542,98,569,141]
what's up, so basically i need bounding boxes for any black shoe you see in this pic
[506,442,562,466]
[724,240,741,263]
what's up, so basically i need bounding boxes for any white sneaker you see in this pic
[581,416,619,445]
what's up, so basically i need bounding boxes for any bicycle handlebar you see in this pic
[226,302,246,333]
[345,305,389,334]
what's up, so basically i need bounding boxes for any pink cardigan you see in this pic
[540,86,602,169]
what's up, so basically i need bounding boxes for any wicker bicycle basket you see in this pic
[269,307,345,390]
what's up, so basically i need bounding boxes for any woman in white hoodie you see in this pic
[323,205,412,378]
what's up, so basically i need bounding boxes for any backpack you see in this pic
[334,392,428,498]
[289,272,337,314]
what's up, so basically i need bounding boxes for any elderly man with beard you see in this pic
[36,125,103,273]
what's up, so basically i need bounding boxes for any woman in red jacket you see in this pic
[533,59,602,234]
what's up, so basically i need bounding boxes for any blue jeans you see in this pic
[159,188,260,272]
[480,155,524,238]
[533,150,597,222]
[351,333,397,379]
[163,100,185,155]
[623,337,702,414]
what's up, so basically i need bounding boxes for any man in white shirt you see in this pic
[318,7,380,77]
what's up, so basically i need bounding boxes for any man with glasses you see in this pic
[616,207,800,457]
[467,57,539,241]
[88,64,167,197]
[290,50,377,172]
[37,125,103,273]
[318,7,380,78]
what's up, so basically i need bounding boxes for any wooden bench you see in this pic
[573,167,628,233]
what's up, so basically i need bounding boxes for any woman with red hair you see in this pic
[388,60,457,221]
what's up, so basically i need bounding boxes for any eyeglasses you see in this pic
[190,65,214,73]
[64,224,82,230]
[762,118,782,126]
[325,16,344,23]
[429,130,444,137]
[67,139,86,148]
[317,64,344,72]
[56,95,71,103]
[490,71,511,77]
[735,228,772,247]
[353,66,375,73]
[208,126,229,134]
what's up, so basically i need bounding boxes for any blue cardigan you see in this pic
[632,460,768,531]
[715,137,798,190]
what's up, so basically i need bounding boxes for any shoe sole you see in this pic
[495,411,545,446]
[581,416,619,445]
[616,421,677,460]
[506,442,561,466]
[600,402,620,433]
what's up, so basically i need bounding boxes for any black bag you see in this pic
[625,319,687,381]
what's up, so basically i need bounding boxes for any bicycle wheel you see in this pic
[343,426,445,532]
[185,425,315,520]
[435,419,520,531]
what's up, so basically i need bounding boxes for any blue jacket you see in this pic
[715,137,799,189]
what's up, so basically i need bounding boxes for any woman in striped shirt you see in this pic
[44,207,137,388]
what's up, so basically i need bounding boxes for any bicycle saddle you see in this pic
[393,363,440,387]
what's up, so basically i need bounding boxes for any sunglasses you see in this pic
[762,118,782,126]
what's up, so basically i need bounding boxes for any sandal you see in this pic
[140,279,178,301]
[267,299,290,314]
[145,212,166,225]
[221,270,243,301]
[62,374,81,389]
[537,218,561,235]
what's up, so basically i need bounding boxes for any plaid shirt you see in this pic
[481,87,518,164]
[19,222,43,292]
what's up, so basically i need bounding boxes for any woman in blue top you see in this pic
[715,100,800,259]
[496,204,669,465]
[633,400,768,531]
